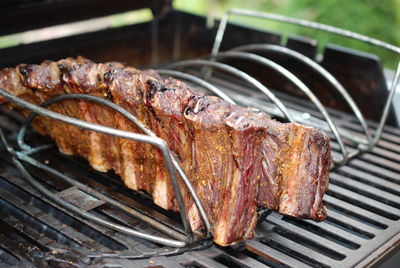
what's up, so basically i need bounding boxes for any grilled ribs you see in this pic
[0,57,331,246]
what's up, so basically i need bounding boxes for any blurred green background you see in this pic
[175,0,400,69]
[0,1,399,69]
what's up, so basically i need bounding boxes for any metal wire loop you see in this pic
[211,51,348,164]
[210,8,400,160]
[0,88,212,247]
[167,60,295,122]
[230,44,373,150]
[15,92,212,238]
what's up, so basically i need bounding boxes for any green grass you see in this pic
[174,0,400,69]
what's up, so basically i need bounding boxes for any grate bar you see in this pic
[359,154,400,172]
[372,140,400,154]
[348,159,400,183]
[328,184,400,219]
[330,118,400,147]
[0,247,21,267]
[207,247,267,268]
[229,253,269,268]
[303,219,367,245]
[376,143,400,157]
[330,173,400,206]
[336,166,400,193]
[330,128,400,159]
[256,225,339,266]
[0,229,40,267]
[337,124,400,156]
[371,146,400,162]
[0,216,51,254]
[339,128,400,155]
[185,252,228,268]
[13,153,188,247]
[324,195,391,226]
[0,211,62,250]
[326,210,378,236]
[246,240,309,268]
[145,256,184,268]
[267,215,351,256]
[378,131,400,145]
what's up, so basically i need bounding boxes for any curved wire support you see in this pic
[16,93,212,238]
[212,51,348,164]
[373,61,400,146]
[230,44,373,151]
[211,8,400,154]
[13,94,191,242]
[0,88,212,247]
[167,60,295,122]
[1,129,186,248]
[155,69,236,104]
[16,94,213,239]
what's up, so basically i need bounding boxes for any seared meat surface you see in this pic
[0,57,331,246]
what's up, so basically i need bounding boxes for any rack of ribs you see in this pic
[0,57,331,246]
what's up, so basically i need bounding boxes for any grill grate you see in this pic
[0,72,399,267]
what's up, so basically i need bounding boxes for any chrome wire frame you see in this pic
[0,89,212,248]
[0,10,398,250]
[212,51,349,164]
[230,44,373,150]
[167,60,295,122]
[205,8,400,165]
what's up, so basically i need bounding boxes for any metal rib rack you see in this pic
[0,90,212,252]
[205,8,400,166]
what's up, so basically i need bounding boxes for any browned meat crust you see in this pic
[0,57,331,246]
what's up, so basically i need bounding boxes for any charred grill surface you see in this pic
[0,57,331,246]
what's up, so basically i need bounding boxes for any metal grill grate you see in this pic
[0,71,399,267]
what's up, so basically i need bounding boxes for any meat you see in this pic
[0,57,331,246]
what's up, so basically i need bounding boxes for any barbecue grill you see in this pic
[0,1,399,267]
